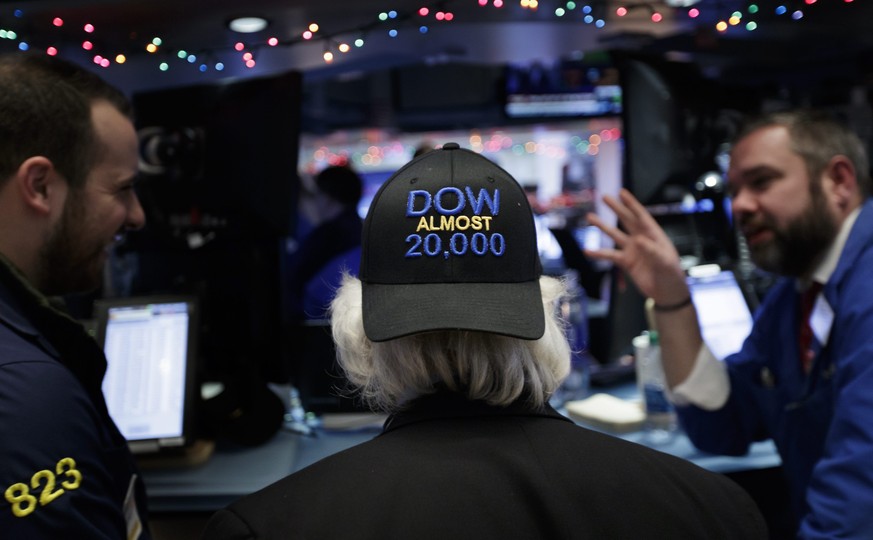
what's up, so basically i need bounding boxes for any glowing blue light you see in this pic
[792,10,803,20]
[18,42,28,51]
[215,62,225,71]
[13,9,23,17]
[775,5,787,15]
[187,54,196,63]
[582,5,592,14]
[388,10,397,18]
[388,29,398,37]
[199,64,207,72]
[419,25,428,33]
[595,19,605,28]
[584,14,594,23]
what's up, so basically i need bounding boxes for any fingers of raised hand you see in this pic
[586,212,629,247]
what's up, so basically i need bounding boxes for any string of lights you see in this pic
[0,0,859,74]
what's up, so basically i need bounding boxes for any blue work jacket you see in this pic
[678,199,873,539]
[0,257,151,539]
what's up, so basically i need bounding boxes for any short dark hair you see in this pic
[734,109,872,197]
[315,165,363,207]
[0,53,132,191]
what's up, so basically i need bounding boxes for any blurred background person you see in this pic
[286,164,363,320]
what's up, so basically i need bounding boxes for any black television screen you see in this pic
[113,71,303,384]
[617,54,722,206]
[133,70,302,236]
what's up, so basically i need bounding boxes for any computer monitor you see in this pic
[686,266,755,361]
[95,296,200,454]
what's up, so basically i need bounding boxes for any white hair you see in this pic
[329,274,572,413]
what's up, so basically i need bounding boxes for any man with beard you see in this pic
[586,109,873,538]
[0,54,150,538]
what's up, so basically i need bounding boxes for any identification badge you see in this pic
[123,475,142,540]
[810,294,834,347]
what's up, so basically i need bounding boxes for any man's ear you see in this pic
[824,155,860,211]
[15,156,62,215]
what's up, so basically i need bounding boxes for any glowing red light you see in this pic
[100,59,110,68]
[419,7,429,16]
[52,17,63,27]
[243,52,253,61]
[82,41,93,51]
[302,30,313,40]
[478,0,487,5]
[651,12,663,22]
[493,0,503,6]
[246,59,256,68]
[805,0,816,4]
[234,42,245,51]
[436,11,445,20]
[46,47,58,56]
[688,8,699,18]
[444,12,454,20]
[616,7,628,16]
[84,23,94,33]
[267,37,278,46]
[93,55,102,64]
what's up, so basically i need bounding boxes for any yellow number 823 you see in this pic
[4,457,83,518]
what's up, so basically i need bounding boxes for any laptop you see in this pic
[94,295,200,454]
[686,265,756,361]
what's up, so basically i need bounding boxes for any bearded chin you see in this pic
[37,198,104,296]
[750,200,838,277]
[38,232,102,296]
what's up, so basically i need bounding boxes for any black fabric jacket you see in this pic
[0,256,150,539]
[203,390,766,539]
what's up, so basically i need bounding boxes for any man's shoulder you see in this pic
[0,320,52,367]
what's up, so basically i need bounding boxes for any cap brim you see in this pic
[362,281,545,342]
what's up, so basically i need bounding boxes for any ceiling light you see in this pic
[228,16,268,33]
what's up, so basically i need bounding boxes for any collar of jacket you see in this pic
[0,252,108,399]
[382,389,573,433]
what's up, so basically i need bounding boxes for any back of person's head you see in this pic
[734,109,872,197]
[315,165,363,207]
[330,143,571,412]
[0,53,131,191]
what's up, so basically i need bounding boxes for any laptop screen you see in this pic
[95,296,199,454]
[686,268,755,361]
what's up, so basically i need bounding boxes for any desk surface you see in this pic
[142,387,781,513]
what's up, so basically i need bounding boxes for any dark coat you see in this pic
[0,257,150,539]
[203,391,766,539]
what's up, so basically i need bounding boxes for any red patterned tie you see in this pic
[798,282,823,373]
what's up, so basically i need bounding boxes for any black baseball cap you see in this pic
[360,142,544,342]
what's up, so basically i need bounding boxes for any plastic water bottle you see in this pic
[634,331,677,444]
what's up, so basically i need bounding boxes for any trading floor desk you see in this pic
[142,385,781,514]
